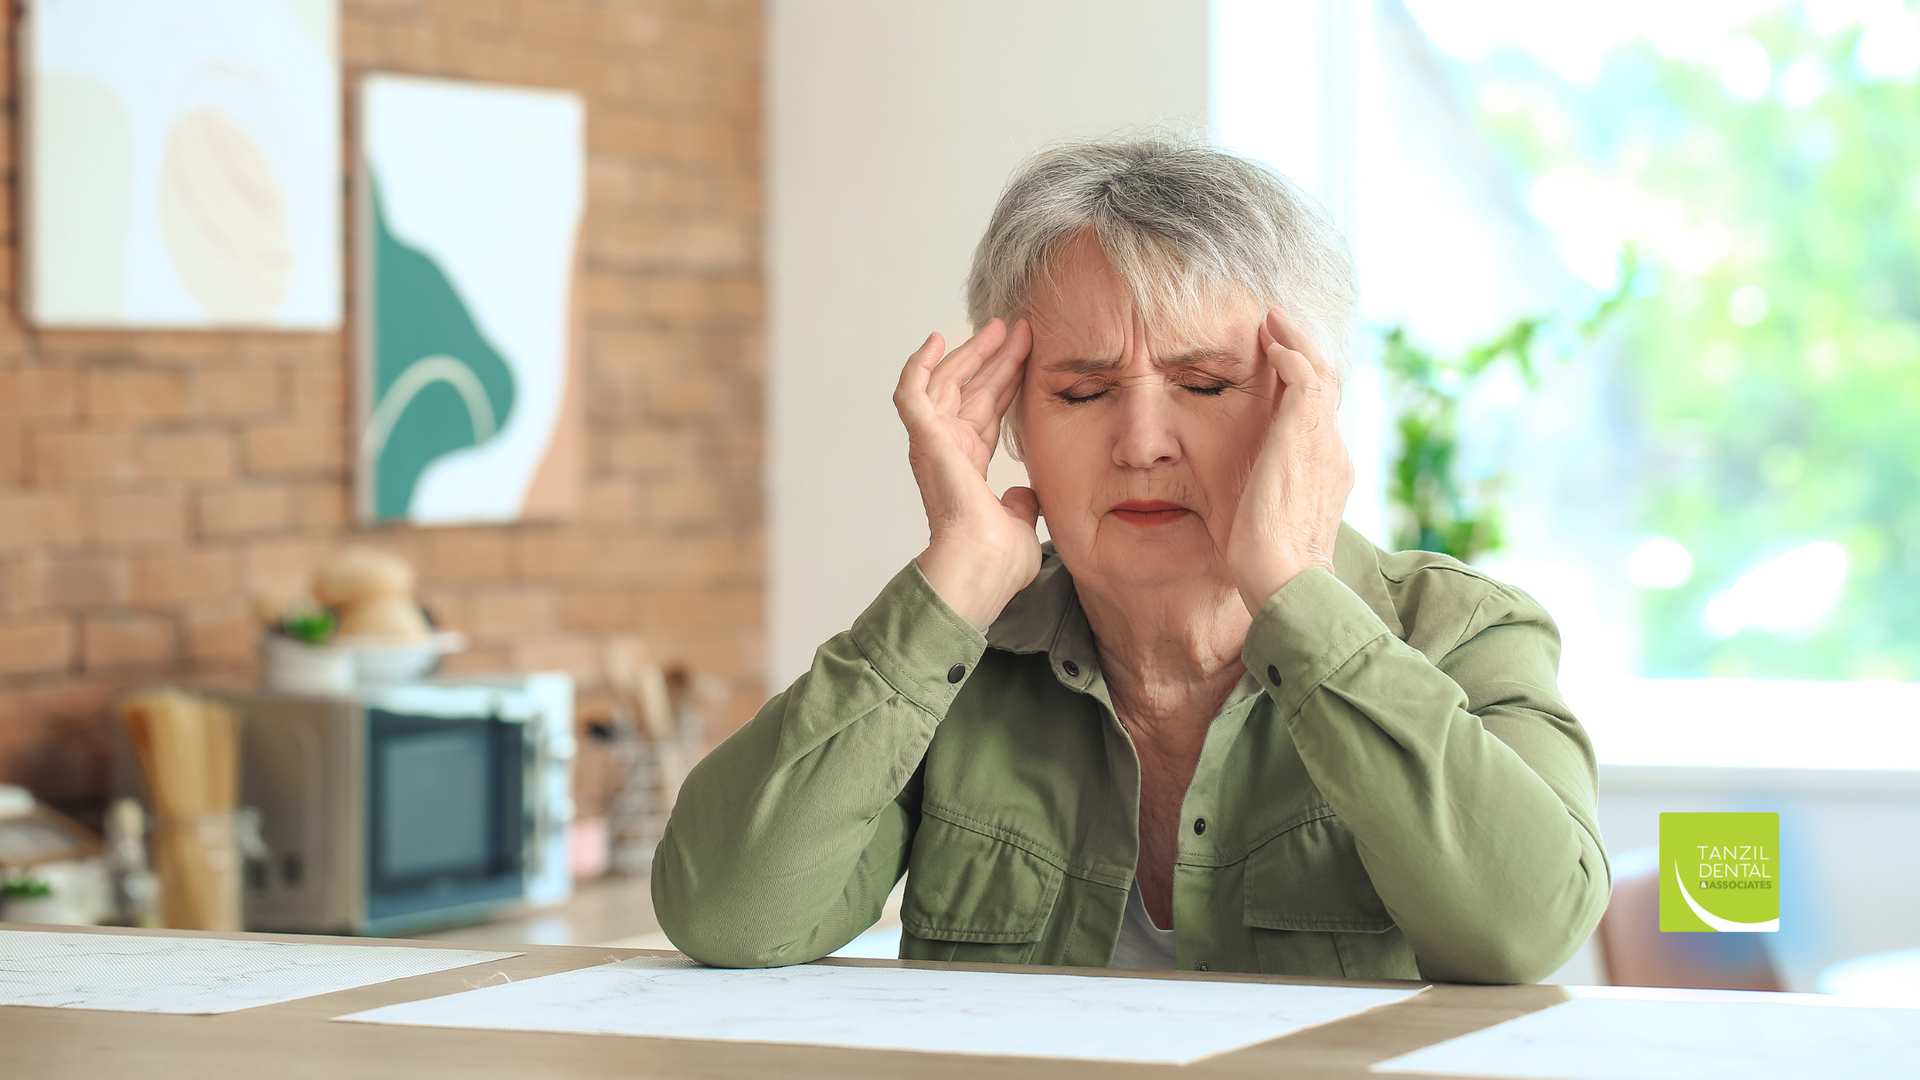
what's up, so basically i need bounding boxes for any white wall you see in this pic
[767,0,1211,686]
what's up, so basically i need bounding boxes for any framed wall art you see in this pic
[355,74,586,526]
[23,0,341,328]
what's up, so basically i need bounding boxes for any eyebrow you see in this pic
[1040,347,1245,375]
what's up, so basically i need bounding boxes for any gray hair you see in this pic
[965,132,1356,369]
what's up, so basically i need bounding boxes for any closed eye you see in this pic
[1058,381,1232,404]
[1055,385,1110,405]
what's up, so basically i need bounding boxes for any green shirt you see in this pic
[653,524,1609,983]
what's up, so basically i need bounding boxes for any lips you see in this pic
[1110,499,1191,527]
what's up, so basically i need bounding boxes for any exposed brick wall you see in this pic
[0,0,765,814]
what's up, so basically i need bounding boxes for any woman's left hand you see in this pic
[1226,306,1354,616]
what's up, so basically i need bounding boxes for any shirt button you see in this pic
[947,664,966,684]
[1196,960,1213,972]
[1267,664,1281,685]
[1063,660,1079,677]
[1192,817,1207,835]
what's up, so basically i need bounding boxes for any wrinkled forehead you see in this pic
[1022,234,1263,362]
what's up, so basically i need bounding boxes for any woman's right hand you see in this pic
[894,318,1041,631]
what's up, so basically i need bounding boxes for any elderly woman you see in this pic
[653,135,1608,983]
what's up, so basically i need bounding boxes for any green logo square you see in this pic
[1659,812,1779,931]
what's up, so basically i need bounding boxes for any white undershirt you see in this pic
[1109,879,1177,970]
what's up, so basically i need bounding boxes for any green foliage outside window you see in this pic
[1382,319,1539,563]
[1382,269,1635,564]
[1447,11,1920,680]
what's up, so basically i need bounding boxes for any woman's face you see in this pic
[1015,235,1277,593]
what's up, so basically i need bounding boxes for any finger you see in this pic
[960,356,1027,441]
[1000,486,1041,529]
[966,318,1031,402]
[960,319,1032,427]
[1265,307,1336,383]
[928,318,1008,397]
[1253,321,1283,398]
[1266,340,1331,435]
[893,331,944,420]
[1267,341,1338,439]
[988,355,1024,421]
[1267,339,1324,398]
[964,366,1026,460]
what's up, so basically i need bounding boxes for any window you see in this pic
[1215,0,1920,768]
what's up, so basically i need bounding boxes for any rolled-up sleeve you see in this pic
[1243,566,1609,984]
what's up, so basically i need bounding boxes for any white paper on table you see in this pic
[1370,986,1920,1080]
[0,929,520,1014]
[335,955,1425,1064]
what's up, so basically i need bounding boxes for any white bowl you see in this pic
[337,632,468,686]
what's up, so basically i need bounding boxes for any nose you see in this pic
[1111,378,1182,471]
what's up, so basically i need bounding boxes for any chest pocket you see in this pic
[900,809,1064,965]
[1243,811,1418,980]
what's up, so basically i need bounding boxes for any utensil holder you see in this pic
[153,811,240,931]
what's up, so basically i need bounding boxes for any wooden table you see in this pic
[2,923,1576,1079]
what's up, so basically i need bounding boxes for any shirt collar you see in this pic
[986,541,1084,657]
[985,523,1405,663]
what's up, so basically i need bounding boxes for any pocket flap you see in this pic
[901,813,1063,944]
[1244,813,1396,934]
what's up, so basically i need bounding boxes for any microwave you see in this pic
[218,675,574,936]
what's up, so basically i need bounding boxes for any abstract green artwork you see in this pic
[355,74,584,525]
